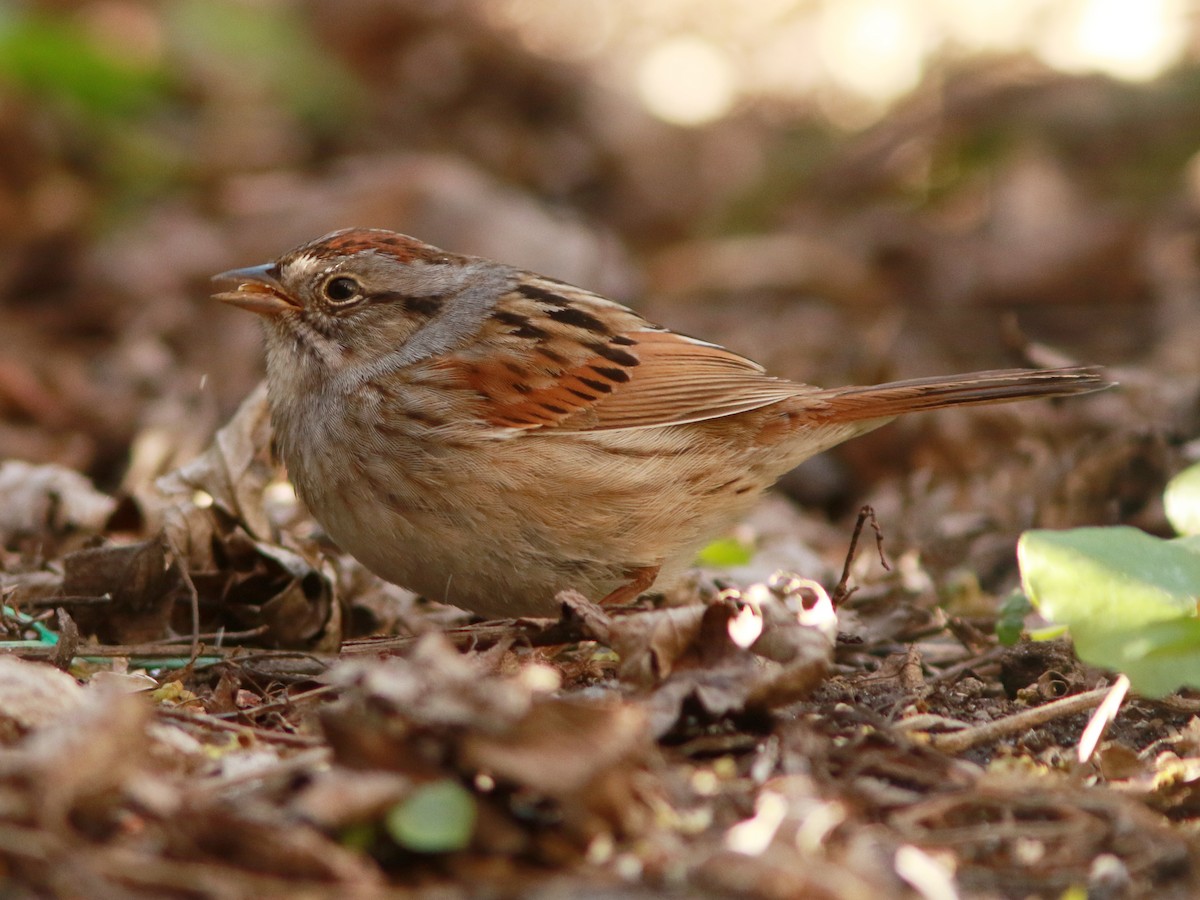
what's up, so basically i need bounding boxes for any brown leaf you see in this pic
[462,697,655,840]
[0,460,115,545]
[460,699,648,797]
[552,589,613,642]
[0,656,84,743]
[323,635,656,844]
[144,384,337,647]
[51,606,79,670]
[360,635,534,729]
[258,574,336,649]
[292,768,412,830]
[609,604,708,686]
[22,690,152,832]
[254,542,338,649]
[162,806,382,885]
[155,381,275,542]
[623,596,832,737]
[62,537,177,644]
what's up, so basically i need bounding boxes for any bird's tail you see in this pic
[812,367,1110,422]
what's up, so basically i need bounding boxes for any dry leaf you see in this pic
[155,380,275,541]
[0,460,115,543]
[0,656,84,743]
[62,537,177,643]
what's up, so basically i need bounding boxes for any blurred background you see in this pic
[0,0,1196,575]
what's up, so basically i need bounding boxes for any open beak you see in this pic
[211,263,298,316]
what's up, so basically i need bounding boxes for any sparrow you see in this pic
[213,228,1107,619]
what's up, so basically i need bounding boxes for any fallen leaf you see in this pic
[62,537,177,643]
[156,381,275,541]
[0,656,84,742]
[385,779,477,853]
[0,460,115,544]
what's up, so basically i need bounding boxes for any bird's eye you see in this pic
[323,276,361,304]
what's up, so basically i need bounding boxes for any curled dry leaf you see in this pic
[61,537,178,644]
[255,543,339,650]
[190,529,337,648]
[585,587,834,737]
[146,381,339,648]
[324,634,535,746]
[155,380,275,542]
[464,698,653,840]
[0,460,116,545]
[460,699,649,797]
[610,604,708,687]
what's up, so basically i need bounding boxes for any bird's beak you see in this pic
[211,263,298,316]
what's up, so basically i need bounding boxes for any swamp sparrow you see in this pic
[214,228,1106,619]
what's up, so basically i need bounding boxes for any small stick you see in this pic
[177,563,202,663]
[20,595,113,608]
[51,608,79,671]
[831,505,889,607]
[202,683,341,720]
[929,685,1110,754]
[158,706,324,748]
[1077,674,1130,763]
[925,645,1006,684]
[153,626,271,644]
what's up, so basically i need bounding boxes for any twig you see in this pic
[204,683,341,720]
[925,645,1007,684]
[153,626,271,644]
[831,505,889,607]
[176,561,202,663]
[19,595,113,608]
[339,614,595,655]
[1143,694,1200,715]
[7,642,326,664]
[1077,674,1130,763]
[157,706,324,748]
[929,685,1111,754]
[51,608,78,671]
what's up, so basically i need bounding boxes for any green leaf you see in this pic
[1165,462,1200,536]
[385,780,476,854]
[1175,534,1200,556]
[1027,624,1068,641]
[1018,527,1200,696]
[995,590,1032,646]
[696,536,755,567]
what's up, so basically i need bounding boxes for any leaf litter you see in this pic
[0,401,1197,899]
[1,8,1200,894]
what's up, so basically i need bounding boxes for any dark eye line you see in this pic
[369,290,446,318]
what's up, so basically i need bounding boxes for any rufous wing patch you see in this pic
[453,328,804,432]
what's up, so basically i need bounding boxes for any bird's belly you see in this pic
[284,420,769,618]
[288,447,632,618]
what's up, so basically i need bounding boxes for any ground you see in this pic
[0,3,1199,897]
